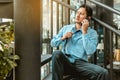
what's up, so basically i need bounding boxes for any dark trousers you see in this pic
[52,50,110,80]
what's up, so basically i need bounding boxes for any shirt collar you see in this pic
[71,24,91,34]
[71,25,81,34]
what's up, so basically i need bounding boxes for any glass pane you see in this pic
[53,2,57,36]
[114,0,120,11]
[41,0,52,79]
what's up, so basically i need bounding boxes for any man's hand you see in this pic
[81,19,89,34]
[61,32,73,40]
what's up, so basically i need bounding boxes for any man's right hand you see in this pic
[61,32,73,40]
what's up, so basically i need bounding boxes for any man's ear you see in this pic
[88,16,91,20]
[86,16,91,21]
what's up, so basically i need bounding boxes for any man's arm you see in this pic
[82,30,98,55]
[51,25,73,47]
[50,27,65,47]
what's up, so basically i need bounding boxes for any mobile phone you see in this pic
[81,17,89,26]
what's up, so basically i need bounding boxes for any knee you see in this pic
[100,68,108,74]
[52,50,63,60]
[98,68,109,77]
[92,68,109,80]
[102,68,109,75]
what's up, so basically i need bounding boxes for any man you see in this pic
[51,4,110,80]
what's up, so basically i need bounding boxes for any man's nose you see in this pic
[76,14,80,17]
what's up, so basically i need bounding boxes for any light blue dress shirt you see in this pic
[51,24,98,63]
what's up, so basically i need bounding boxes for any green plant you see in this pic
[0,23,19,80]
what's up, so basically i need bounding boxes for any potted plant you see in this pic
[0,23,19,80]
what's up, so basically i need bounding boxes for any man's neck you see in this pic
[75,23,82,31]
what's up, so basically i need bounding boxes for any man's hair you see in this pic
[79,4,93,17]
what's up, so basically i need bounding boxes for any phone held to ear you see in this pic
[81,17,89,26]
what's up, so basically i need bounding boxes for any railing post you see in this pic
[50,0,53,54]
[110,30,113,80]
[84,0,86,4]
[102,0,114,79]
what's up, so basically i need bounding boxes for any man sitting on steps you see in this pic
[51,4,110,80]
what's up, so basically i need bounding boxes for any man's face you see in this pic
[75,7,87,23]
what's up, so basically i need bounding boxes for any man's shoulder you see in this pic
[61,24,75,32]
[88,27,97,34]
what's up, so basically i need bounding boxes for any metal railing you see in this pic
[88,0,120,15]
[92,17,120,36]
[86,0,120,80]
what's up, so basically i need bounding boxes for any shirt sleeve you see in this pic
[82,29,98,56]
[50,26,66,47]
